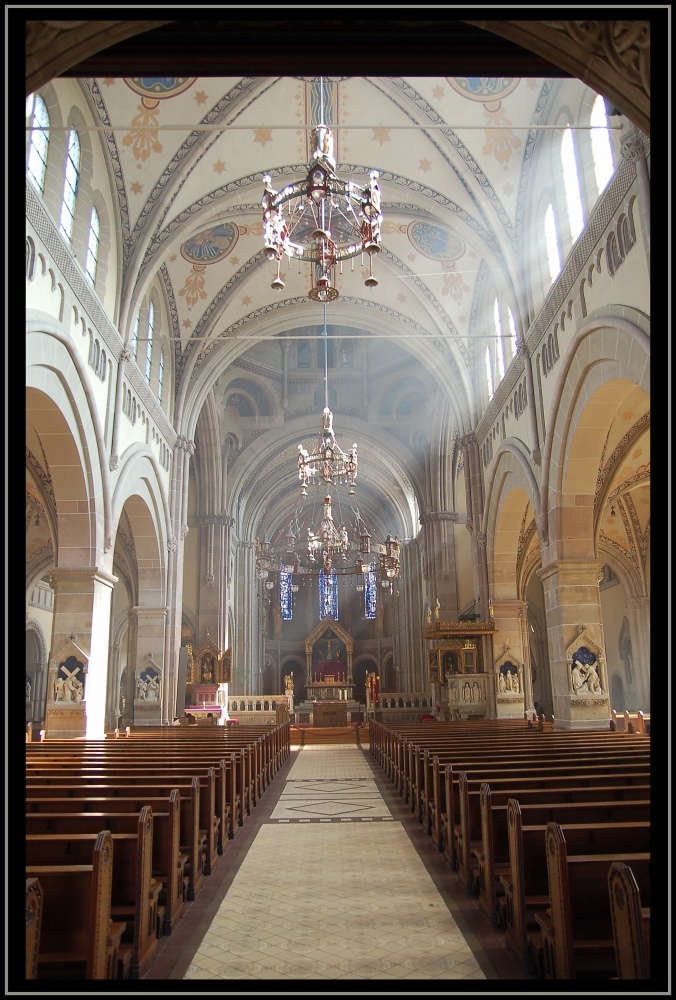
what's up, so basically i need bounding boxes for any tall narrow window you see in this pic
[280,569,293,620]
[364,563,377,620]
[493,299,505,382]
[145,301,154,381]
[544,203,562,284]
[506,308,518,362]
[27,94,50,193]
[485,346,494,401]
[59,128,80,242]
[131,315,140,361]
[319,567,338,620]
[158,348,164,403]
[85,207,99,284]
[561,127,583,242]
[591,95,614,195]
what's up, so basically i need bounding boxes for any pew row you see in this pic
[25,829,127,980]
[608,861,651,979]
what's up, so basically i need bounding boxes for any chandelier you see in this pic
[261,80,383,301]
[255,494,401,588]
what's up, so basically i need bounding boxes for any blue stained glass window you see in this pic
[365,563,377,619]
[280,569,293,620]
[319,568,338,620]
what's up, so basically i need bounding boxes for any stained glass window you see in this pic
[145,301,154,381]
[280,568,293,620]
[85,207,99,284]
[319,567,338,620]
[365,562,377,619]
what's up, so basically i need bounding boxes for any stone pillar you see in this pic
[281,339,290,409]
[621,129,650,270]
[625,596,650,711]
[163,436,194,725]
[46,567,117,739]
[420,511,459,620]
[197,513,233,652]
[460,434,490,618]
[234,540,258,695]
[517,342,541,465]
[538,560,610,729]
[131,606,168,726]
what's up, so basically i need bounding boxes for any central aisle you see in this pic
[146,738,524,982]
[179,744,487,982]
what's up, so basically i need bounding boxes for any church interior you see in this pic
[22,15,657,987]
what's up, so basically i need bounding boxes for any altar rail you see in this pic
[226,695,288,727]
[373,693,435,724]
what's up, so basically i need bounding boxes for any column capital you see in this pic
[419,510,458,526]
[48,566,118,590]
[621,130,647,163]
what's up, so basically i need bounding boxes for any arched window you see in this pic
[319,567,338,620]
[131,315,140,361]
[280,569,293,621]
[506,307,518,362]
[59,128,81,243]
[145,301,154,381]
[158,348,164,403]
[364,562,377,620]
[27,94,50,193]
[561,127,583,242]
[493,299,505,382]
[591,95,614,196]
[544,203,562,284]
[85,207,99,285]
[485,346,494,401]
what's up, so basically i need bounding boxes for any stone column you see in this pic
[281,339,290,409]
[131,606,168,725]
[621,130,650,270]
[233,540,258,695]
[163,436,194,725]
[537,560,610,729]
[625,596,650,711]
[197,513,233,651]
[420,511,459,620]
[46,567,117,739]
[517,341,541,465]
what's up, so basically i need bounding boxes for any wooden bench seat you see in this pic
[502,798,651,975]
[473,787,650,927]
[536,822,650,979]
[25,877,43,980]
[25,806,159,979]
[25,829,126,980]
[608,860,650,979]
[26,786,203,906]
[25,801,187,935]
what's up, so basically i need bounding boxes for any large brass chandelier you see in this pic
[261,79,383,301]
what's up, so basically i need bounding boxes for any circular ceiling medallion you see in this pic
[447,78,519,103]
[180,223,239,266]
[407,221,465,262]
[124,77,197,101]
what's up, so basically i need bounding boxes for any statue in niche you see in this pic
[498,671,506,693]
[571,647,601,694]
[146,674,160,700]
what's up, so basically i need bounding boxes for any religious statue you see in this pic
[67,675,84,703]
[146,674,160,700]
[201,654,214,683]
[284,673,293,693]
[586,663,601,693]
[54,675,66,701]
[136,676,148,700]
[498,671,506,693]
[425,606,432,626]
[434,598,440,621]
[26,679,32,702]
[571,659,588,693]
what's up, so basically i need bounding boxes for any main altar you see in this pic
[294,619,361,725]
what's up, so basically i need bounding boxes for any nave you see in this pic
[146,735,521,983]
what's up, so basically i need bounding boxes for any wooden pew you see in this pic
[25,785,204,903]
[441,758,649,872]
[25,799,186,936]
[537,822,650,980]
[608,861,651,979]
[25,829,126,980]
[25,877,43,980]
[473,788,650,928]
[26,807,159,979]
[502,799,651,976]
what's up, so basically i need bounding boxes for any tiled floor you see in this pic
[145,741,527,984]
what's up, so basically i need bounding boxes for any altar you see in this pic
[306,661,353,702]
